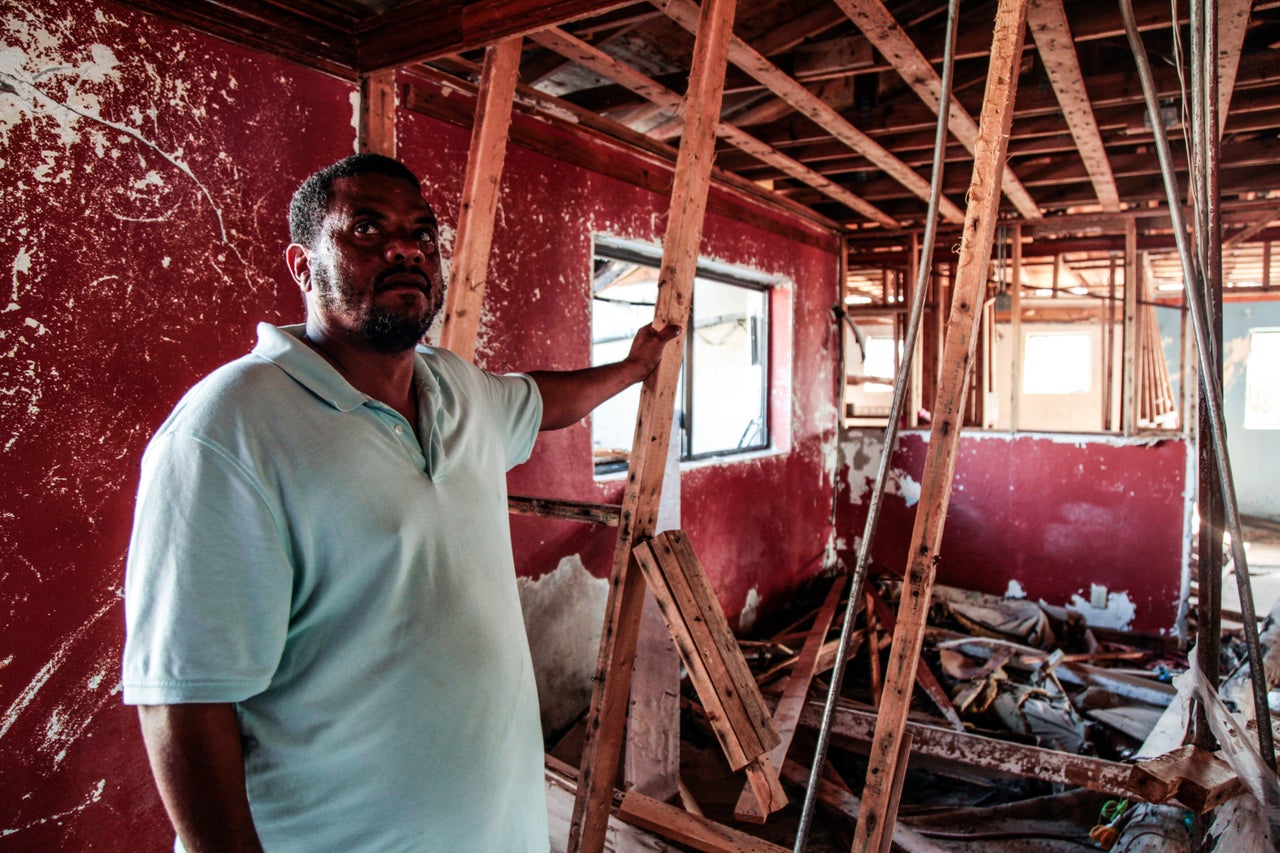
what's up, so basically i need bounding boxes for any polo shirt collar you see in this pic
[252,323,442,415]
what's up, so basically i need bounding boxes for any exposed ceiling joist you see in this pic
[1026,0,1121,212]
[833,0,1043,220]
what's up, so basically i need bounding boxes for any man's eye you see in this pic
[415,231,436,246]
[354,222,378,235]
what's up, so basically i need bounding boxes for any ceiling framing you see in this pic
[115,0,1280,294]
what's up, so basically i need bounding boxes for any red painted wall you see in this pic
[1,3,355,848]
[838,430,1188,634]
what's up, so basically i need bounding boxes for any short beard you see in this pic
[363,304,436,353]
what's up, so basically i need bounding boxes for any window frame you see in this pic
[590,237,775,474]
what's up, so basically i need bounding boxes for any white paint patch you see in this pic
[1,779,105,839]
[1005,579,1026,599]
[348,89,361,153]
[1066,589,1137,631]
[518,555,608,735]
[739,587,762,633]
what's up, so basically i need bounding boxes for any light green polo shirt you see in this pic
[123,323,548,852]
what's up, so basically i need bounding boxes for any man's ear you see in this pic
[285,243,311,291]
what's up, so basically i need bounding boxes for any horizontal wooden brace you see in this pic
[507,495,621,526]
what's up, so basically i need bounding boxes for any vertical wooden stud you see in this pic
[568,1,738,850]
[852,1,1031,849]
[358,69,397,157]
[438,37,522,360]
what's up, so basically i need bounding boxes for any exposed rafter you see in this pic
[834,0,1042,220]
[1026,0,1121,211]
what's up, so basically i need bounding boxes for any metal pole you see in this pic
[792,0,962,848]
[1119,0,1275,770]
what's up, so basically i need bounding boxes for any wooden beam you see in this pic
[617,790,789,853]
[734,576,846,823]
[852,1,1031,849]
[357,0,634,72]
[656,0,965,225]
[569,1,737,849]
[437,38,521,360]
[527,26,897,228]
[358,70,398,157]
[833,0,1041,221]
[797,698,1238,811]
[1025,0,1121,211]
[402,71,842,248]
[1122,218,1139,435]
[507,495,621,526]
[1217,0,1252,134]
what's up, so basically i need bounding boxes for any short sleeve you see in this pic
[480,371,543,470]
[122,432,293,705]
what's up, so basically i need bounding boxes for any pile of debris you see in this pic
[550,567,1280,852]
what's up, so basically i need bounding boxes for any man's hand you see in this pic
[530,323,681,431]
[623,323,682,382]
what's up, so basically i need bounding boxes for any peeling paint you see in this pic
[1066,590,1137,631]
[738,587,762,634]
[1005,579,1026,599]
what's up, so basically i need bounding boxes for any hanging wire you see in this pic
[791,0,963,848]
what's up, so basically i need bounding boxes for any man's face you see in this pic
[296,173,444,353]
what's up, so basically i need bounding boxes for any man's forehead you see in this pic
[329,173,435,222]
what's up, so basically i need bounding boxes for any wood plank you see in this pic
[654,532,779,756]
[401,71,842,249]
[527,26,897,227]
[1025,0,1120,211]
[734,576,845,822]
[569,2,737,849]
[780,758,950,853]
[656,0,965,225]
[1122,219,1138,435]
[357,0,634,71]
[358,70,398,156]
[864,585,965,731]
[617,790,789,853]
[438,37,521,360]
[833,0,1041,220]
[1217,0,1253,133]
[632,536,765,768]
[507,495,621,526]
[852,2,1031,849]
[796,697,1219,806]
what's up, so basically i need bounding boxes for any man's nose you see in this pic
[384,232,425,265]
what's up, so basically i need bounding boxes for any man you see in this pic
[122,154,676,852]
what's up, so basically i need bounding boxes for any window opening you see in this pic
[1244,328,1280,430]
[591,240,772,473]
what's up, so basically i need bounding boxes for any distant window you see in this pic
[1244,328,1280,429]
[861,336,898,392]
[1023,333,1092,395]
[590,240,771,472]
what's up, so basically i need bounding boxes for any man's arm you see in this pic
[528,323,680,431]
[138,704,265,853]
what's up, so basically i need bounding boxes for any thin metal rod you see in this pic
[1119,0,1275,770]
[792,0,962,848]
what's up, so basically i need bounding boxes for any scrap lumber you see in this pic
[438,37,521,360]
[865,585,965,731]
[617,790,789,853]
[852,3,1032,846]
[797,696,1239,813]
[1128,744,1244,813]
[779,759,950,853]
[634,531,785,814]
[734,576,846,823]
[568,2,737,849]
